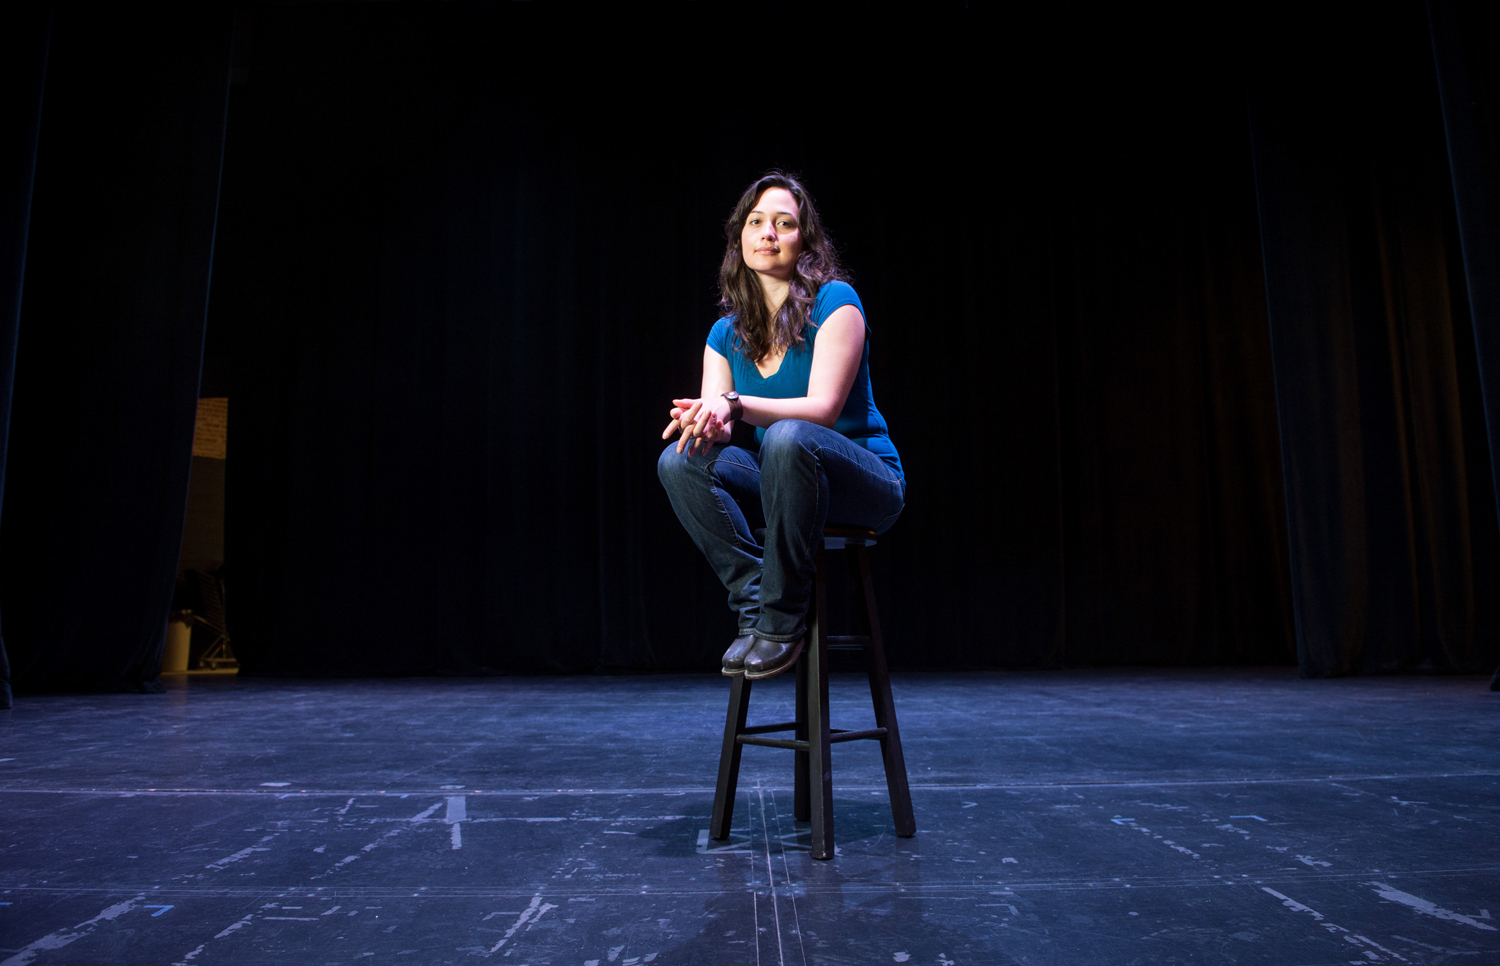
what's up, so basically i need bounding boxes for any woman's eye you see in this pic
[778,220,796,230]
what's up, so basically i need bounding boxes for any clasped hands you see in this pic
[662,395,733,456]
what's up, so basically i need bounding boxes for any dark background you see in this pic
[1,2,1498,698]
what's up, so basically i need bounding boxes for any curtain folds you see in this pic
[1247,5,1498,676]
[0,8,232,693]
[0,7,52,708]
[1429,0,1500,532]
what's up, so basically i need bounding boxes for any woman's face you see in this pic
[739,187,803,281]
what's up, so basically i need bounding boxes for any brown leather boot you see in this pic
[743,636,805,680]
[721,632,756,676]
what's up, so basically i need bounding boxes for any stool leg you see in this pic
[794,652,809,822]
[710,674,752,841]
[850,545,916,837]
[808,545,835,860]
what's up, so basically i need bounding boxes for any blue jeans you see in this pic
[657,419,905,642]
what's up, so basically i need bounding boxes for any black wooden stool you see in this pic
[709,524,916,860]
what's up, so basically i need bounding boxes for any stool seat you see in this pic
[711,523,916,860]
[818,524,875,549]
[753,524,875,549]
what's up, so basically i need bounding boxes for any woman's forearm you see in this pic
[737,394,842,429]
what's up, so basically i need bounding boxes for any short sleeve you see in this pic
[811,281,865,329]
[706,317,736,359]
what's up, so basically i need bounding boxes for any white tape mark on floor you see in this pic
[0,894,145,966]
[174,901,296,963]
[1265,887,1416,961]
[1263,887,1325,921]
[1369,882,1498,931]
[206,834,277,870]
[314,800,445,878]
[212,913,255,940]
[487,894,557,956]
[447,795,467,849]
[1349,935,1410,962]
[173,942,207,964]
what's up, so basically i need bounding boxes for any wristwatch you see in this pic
[721,391,744,421]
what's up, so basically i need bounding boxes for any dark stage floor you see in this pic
[0,669,1497,965]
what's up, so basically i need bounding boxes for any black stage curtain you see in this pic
[215,7,1300,675]
[4,5,1493,685]
[1430,1,1500,531]
[1247,4,1499,676]
[0,8,233,692]
[0,8,52,708]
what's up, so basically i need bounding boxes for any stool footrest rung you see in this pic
[739,721,797,736]
[737,726,887,751]
[827,635,870,650]
[739,735,805,750]
[830,727,887,744]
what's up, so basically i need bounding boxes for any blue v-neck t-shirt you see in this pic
[706,281,904,484]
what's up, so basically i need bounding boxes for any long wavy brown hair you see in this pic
[717,171,848,365]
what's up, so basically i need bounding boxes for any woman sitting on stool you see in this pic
[657,171,906,680]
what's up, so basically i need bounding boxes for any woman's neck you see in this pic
[757,273,790,316]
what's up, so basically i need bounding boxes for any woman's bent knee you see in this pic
[657,441,694,484]
[759,419,820,462]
